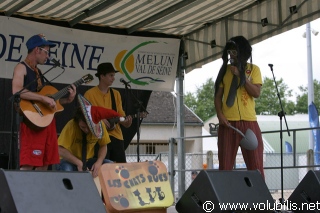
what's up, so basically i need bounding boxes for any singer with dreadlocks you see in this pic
[214,35,264,179]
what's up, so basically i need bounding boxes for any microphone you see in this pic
[268,64,273,71]
[49,56,64,69]
[120,78,130,88]
[230,58,237,66]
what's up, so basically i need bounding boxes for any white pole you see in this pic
[306,22,315,150]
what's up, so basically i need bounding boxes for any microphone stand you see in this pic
[8,92,21,170]
[8,65,57,169]
[123,82,148,162]
[269,64,290,204]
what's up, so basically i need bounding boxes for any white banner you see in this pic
[0,17,180,91]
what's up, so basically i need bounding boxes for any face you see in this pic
[78,120,90,134]
[36,46,50,64]
[225,41,238,61]
[227,49,237,60]
[101,72,116,86]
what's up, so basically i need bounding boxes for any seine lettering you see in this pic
[0,33,104,71]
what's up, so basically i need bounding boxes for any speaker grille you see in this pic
[176,170,274,213]
[0,169,105,213]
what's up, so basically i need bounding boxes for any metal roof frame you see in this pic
[1,0,320,72]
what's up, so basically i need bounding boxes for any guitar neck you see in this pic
[109,113,141,123]
[51,78,85,101]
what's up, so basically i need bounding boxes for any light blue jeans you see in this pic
[56,158,113,171]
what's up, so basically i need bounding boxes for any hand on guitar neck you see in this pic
[105,111,148,131]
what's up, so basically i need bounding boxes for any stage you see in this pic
[1,161,319,213]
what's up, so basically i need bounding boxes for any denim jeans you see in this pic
[56,158,113,171]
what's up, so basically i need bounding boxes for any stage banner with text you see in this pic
[0,16,180,92]
[99,161,174,212]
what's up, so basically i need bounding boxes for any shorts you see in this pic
[20,118,59,167]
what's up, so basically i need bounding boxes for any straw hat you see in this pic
[77,94,121,138]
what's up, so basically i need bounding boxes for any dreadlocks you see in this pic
[214,36,253,95]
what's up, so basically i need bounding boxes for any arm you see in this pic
[124,111,148,128]
[120,115,132,128]
[90,144,107,178]
[231,65,261,98]
[59,84,77,105]
[114,90,132,128]
[214,87,229,126]
[244,78,261,98]
[58,145,84,171]
[12,63,57,109]
[101,115,132,129]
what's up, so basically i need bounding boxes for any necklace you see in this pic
[24,58,42,91]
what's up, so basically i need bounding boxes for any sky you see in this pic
[183,18,320,101]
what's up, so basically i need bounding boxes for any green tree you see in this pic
[255,77,294,115]
[296,79,320,113]
[184,78,216,121]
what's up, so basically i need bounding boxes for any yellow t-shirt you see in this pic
[84,86,125,140]
[220,63,262,121]
[58,120,111,160]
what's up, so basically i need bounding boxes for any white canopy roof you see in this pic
[1,0,319,72]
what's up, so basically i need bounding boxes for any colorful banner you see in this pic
[308,102,320,166]
[99,161,174,212]
[0,16,180,92]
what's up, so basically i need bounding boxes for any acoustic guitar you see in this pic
[107,112,147,131]
[20,74,93,128]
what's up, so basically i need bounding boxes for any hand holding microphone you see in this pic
[230,58,238,66]
[230,58,238,76]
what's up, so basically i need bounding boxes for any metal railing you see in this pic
[167,126,320,202]
[2,127,320,202]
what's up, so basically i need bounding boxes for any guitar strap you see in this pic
[81,131,87,171]
[110,88,117,112]
[38,69,53,86]
[93,88,117,158]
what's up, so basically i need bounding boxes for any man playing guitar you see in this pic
[84,62,132,163]
[12,34,77,170]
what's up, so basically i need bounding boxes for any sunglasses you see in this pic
[39,47,50,55]
[227,50,237,56]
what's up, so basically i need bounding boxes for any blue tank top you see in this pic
[21,61,45,92]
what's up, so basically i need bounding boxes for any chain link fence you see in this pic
[125,151,313,203]
[125,137,319,203]
[121,126,320,205]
